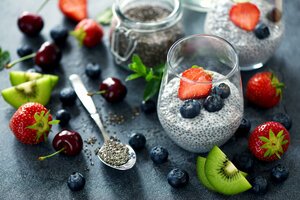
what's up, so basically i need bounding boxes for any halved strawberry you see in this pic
[58,0,87,22]
[229,2,260,31]
[178,67,212,100]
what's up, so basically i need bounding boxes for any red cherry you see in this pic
[6,42,61,70]
[38,130,83,160]
[99,77,127,103]
[52,130,83,156]
[35,42,62,70]
[87,77,127,103]
[17,11,44,36]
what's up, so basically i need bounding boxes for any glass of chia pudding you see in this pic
[204,0,284,71]
[110,0,184,69]
[157,34,243,153]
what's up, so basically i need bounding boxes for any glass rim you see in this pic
[113,0,182,30]
[167,34,239,84]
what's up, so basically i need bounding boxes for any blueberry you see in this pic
[67,172,85,191]
[129,133,146,150]
[232,152,254,172]
[180,99,201,118]
[236,118,251,135]
[271,164,289,183]
[212,83,230,99]
[50,26,69,44]
[254,23,270,40]
[251,176,268,195]
[271,113,292,130]
[203,95,224,112]
[17,45,33,57]
[59,87,77,105]
[85,63,101,79]
[167,168,189,188]
[140,100,156,114]
[56,109,71,126]
[150,146,168,164]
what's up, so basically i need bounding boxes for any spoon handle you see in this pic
[69,74,110,141]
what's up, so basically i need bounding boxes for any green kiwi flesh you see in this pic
[196,156,216,191]
[205,146,252,195]
[9,71,59,89]
[2,76,53,108]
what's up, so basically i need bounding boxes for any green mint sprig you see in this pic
[126,55,165,101]
[96,8,113,25]
[0,47,10,71]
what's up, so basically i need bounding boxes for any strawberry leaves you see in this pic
[27,110,59,142]
[0,47,11,71]
[259,129,289,159]
[126,54,164,101]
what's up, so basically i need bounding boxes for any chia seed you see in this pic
[111,4,184,67]
[98,137,130,166]
[204,0,284,70]
[157,71,243,153]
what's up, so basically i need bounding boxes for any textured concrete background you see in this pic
[0,0,299,199]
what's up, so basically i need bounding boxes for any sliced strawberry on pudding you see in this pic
[229,2,260,31]
[178,67,212,100]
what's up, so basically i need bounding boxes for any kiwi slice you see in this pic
[2,76,53,108]
[205,146,252,195]
[9,71,59,89]
[196,156,216,191]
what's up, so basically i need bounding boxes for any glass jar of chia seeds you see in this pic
[110,0,184,68]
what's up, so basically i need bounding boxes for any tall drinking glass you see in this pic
[157,34,243,153]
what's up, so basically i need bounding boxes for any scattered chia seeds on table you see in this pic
[98,137,130,166]
[111,4,184,67]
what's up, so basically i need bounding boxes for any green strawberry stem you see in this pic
[70,28,86,47]
[5,53,36,69]
[27,110,59,142]
[259,129,288,159]
[87,90,106,96]
[271,73,285,98]
[38,147,65,161]
[36,0,51,14]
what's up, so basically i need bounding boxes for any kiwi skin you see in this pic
[196,156,216,191]
[205,146,252,195]
[1,76,53,108]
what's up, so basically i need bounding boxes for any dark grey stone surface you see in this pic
[0,0,299,199]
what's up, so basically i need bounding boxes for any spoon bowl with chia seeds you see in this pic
[69,74,136,170]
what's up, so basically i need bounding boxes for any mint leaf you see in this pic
[143,79,161,101]
[0,47,10,70]
[126,73,143,81]
[132,54,147,75]
[145,68,154,82]
[96,8,113,25]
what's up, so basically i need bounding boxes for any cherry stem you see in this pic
[36,0,51,14]
[87,90,106,96]
[5,53,36,69]
[38,147,65,161]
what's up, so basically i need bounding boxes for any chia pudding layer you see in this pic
[204,0,284,69]
[157,72,243,153]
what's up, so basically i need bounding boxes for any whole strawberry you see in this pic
[246,72,284,108]
[9,102,59,144]
[248,121,290,162]
[71,19,104,48]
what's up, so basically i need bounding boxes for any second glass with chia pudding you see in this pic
[204,0,284,71]
[157,34,243,153]
[110,0,184,69]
